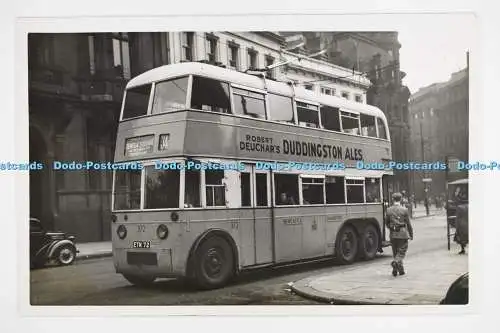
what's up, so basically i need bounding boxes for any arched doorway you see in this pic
[29,126,52,228]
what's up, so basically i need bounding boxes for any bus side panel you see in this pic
[300,206,328,259]
[274,207,304,263]
[254,208,273,265]
[365,204,384,233]
[325,206,348,255]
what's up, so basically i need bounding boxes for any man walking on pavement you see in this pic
[386,192,414,277]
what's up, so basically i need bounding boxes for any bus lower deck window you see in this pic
[255,173,268,206]
[205,170,226,206]
[241,172,251,207]
[365,178,381,203]
[114,170,142,210]
[275,174,299,205]
[302,178,325,205]
[144,167,180,209]
[185,169,201,208]
[325,176,345,204]
[346,179,364,203]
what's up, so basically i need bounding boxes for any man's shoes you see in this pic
[458,249,466,255]
[397,263,405,276]
[391,261,398,277]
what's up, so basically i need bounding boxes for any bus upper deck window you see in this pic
[233,88,266,119]
[340,111,361,135]
[122,84,152,120]
[320,106,340,131]
[191,76,231,114]
[376,117,387,139]
[151,76,189,114]
[361,114,377,137]
[268,94,294,123]
[296,102,319,128]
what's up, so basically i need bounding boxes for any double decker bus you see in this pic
[111,62,393,289]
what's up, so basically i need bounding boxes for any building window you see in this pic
[206,34,218,63]
[247,49,258,69]
[112,33,131,79]
[233,88,266,119]
[182,32,194,61]
[152,32,170,67]
[275,174,299,206]
[144,167,180,209]
[321,87,333,96]
[355,94,363,103]
[205,170,225,207]
[88,35,96,75]
[265,55,275,79]
[304,84,313,91]
[268,93,294,123]
[191,76,231,113]
[228,43,239,69]
[341,91,349,100]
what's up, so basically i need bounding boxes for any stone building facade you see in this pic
[409,68,469,199]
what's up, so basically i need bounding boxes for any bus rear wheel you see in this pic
[122,274,156,287]
[335,225,359,264]
[193,236,234,290]
[359,224,379,260]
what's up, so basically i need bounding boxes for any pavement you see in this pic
[290,223,467,305]
[76,241,112,261]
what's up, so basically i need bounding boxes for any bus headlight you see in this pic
[156,224,169,240]
[117,225,127,239]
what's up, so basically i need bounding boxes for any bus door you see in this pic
[251,167,273,265]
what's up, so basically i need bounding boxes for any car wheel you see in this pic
[359,224,379,260]
[55,244,77,266]
[335,225,359,264]
[122,274,157,287]
[193,236,234,290]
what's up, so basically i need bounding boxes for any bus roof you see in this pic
[126,62,387,119]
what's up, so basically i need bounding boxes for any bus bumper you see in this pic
[113,248,184,278]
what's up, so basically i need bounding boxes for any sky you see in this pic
[397,14,474,94]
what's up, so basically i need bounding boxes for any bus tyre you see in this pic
[122,274,156,287]
[193,236,234,290]
[359,224,379,260]
[335,225,359,264]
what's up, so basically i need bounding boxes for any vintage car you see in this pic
[446,178,468,228]
[30,217,78,268]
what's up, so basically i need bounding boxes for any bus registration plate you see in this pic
[133,241,151,248]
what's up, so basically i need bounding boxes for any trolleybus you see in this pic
[111,62,394,289]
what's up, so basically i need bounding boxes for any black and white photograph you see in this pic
[26,28,471,306]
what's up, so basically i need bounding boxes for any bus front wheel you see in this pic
[193,236,234,290]
[335,225,359,264]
